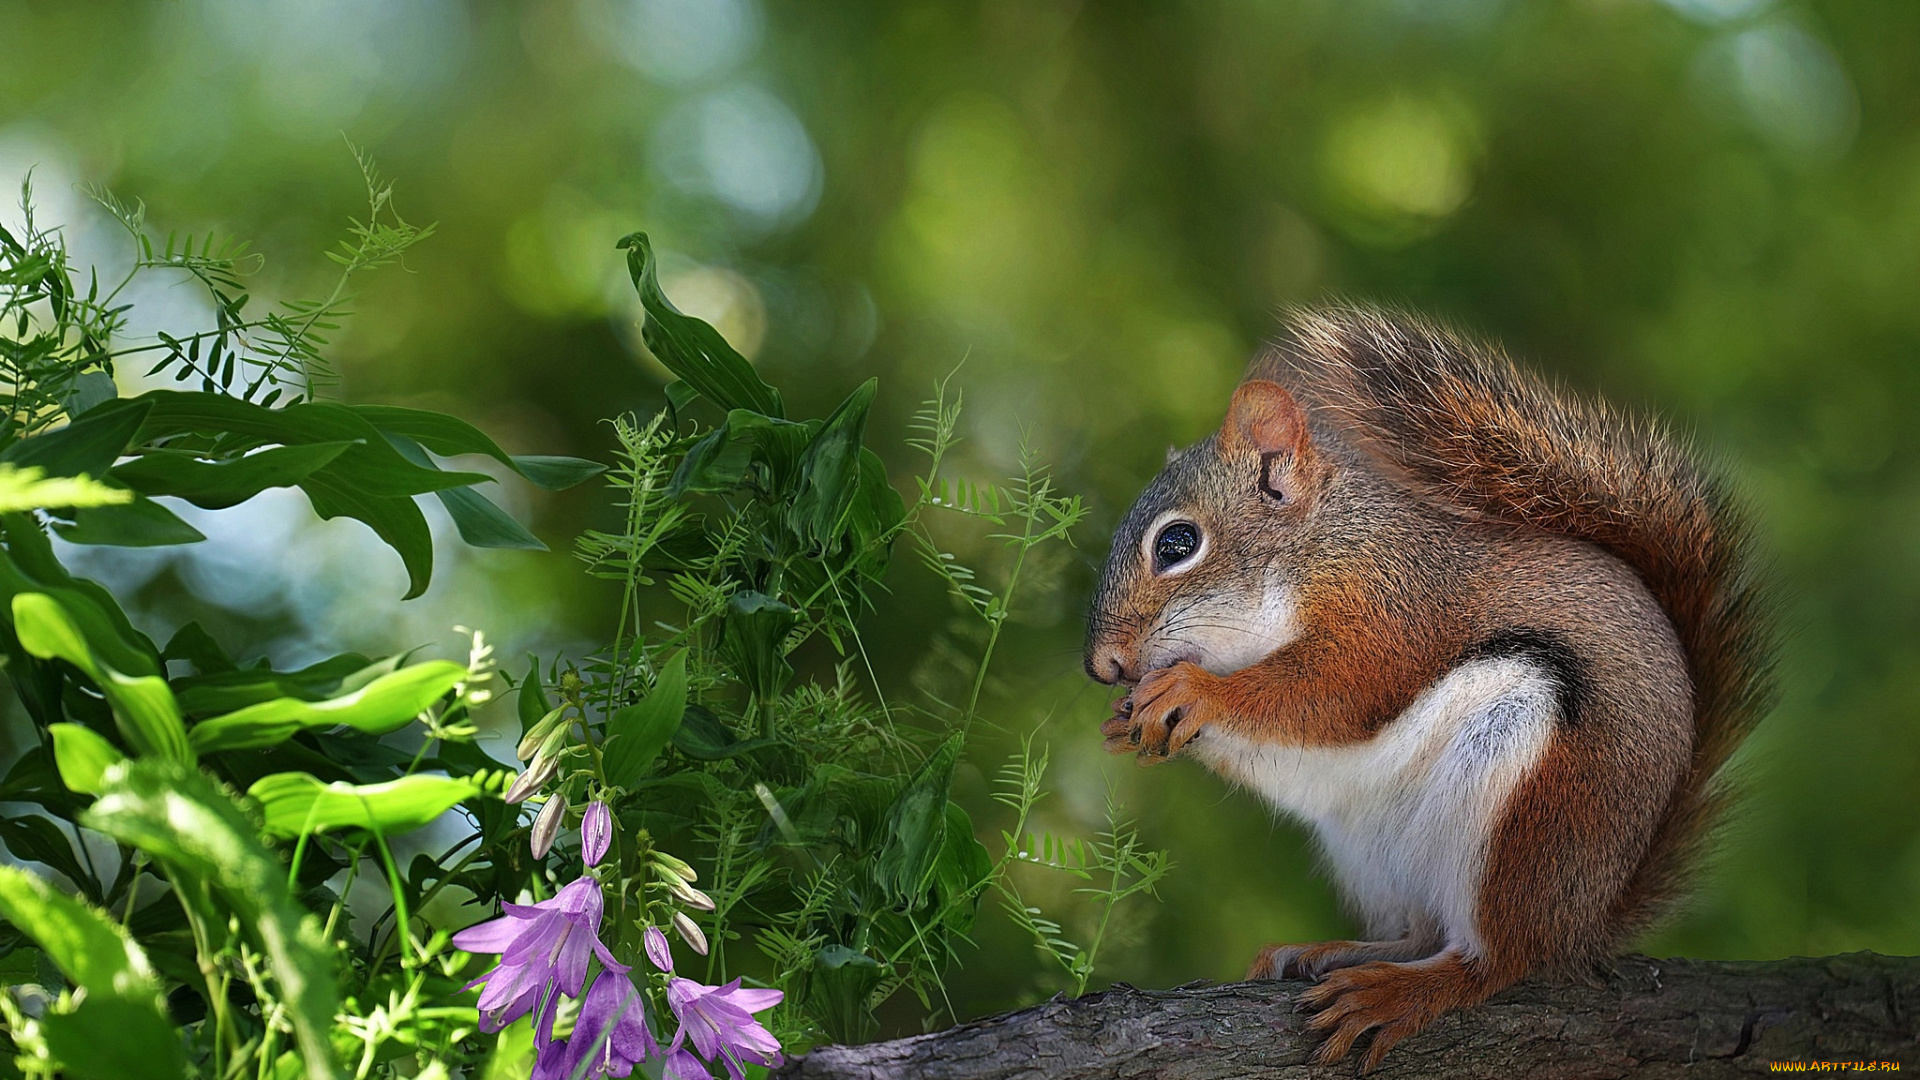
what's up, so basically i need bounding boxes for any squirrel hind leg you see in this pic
[1250,918,1444,980]
[1299,949,1508,1072]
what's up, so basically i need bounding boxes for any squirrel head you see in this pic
[1085,380,1331,686]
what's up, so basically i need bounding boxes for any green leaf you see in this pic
[50,724,125,795]
[718,592,798,704]
[52,495,206,547]
[791,379,876,548]
[83,760,342,1080]
[668,411,817,497]
[618,232,783,417]
[248,772,486,838]
[929,801,994,932]
[189,659,466,753]
[0,515,161,678]
[109,441,355,509]
[434,485,546,550]
[0,864,160,997]
[874,734,963,909]
[671,704,777,762]
[0,464,133,513]
[297,468,435,599]
[111,391,490,498]
[41,994,186,1080]
[0,816,96,896]
[603,651,687,788]
[517,656,551,734]
[0,398,152,479]
[349,405,605,491]
[11,593,191,763]
[378,431,546,551]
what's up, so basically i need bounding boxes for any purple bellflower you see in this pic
[666,976,785,1080]
[582,799,613,866]
[452,876,626,1036]
[536,967,659,1080]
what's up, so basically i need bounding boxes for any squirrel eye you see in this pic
[1153,521,1201,570]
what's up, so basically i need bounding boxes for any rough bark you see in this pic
[775,953,1918,1079]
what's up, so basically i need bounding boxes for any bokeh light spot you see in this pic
[599,0,762,87]
[1728,21,1858,160]
[652,85,823,230]
[1321,96,1479,242]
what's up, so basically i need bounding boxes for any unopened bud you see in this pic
[581,800,612,867]
[516,706,569,762]
[668,877,716,912]
[503,750,559,805]
[651,851,698,882]
[530,794,566,859]
[672,910,708,956]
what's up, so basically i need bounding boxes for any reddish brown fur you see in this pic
[1086,307,1771,1069]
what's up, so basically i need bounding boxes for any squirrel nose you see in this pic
[1085,645,1136,686]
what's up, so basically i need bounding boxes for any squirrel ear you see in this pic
[1165,444,1181,465]
[1220,380,1309,458]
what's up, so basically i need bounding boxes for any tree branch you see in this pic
[777,953,1918,1078]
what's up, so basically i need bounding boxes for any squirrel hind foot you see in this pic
[1250,937,1440,981]
[1297,949,1506,1071]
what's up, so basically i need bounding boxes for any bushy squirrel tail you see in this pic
[1268,305,1774,936]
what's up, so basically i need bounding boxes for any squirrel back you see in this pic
[1261,306,1775,933]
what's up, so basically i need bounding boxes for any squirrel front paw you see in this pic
[1110,661,1219,762]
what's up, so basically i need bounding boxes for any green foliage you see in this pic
[0,163,1163,1078]
[0,170,590,1079]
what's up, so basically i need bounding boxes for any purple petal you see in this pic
[717,985,783,1014]
[644,926,674,973]
[582,800,613,866]
[451,914,522,954]
[498,913,566,967]
[661,1047,709,1080]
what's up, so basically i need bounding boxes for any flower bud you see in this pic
[516,706,569,762]
[644,925,674,973]
[581,800,612,867]
[651,851,698,882]
[530,794,566,859]
[668,877,716,912]
[672,910,708,956]
[503,749,559,804]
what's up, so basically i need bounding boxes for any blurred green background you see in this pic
[4,0,1917,1027]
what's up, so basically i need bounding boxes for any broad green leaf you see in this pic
[0,946,39,986]
[109,391,489,498]
[618,232,783,417]
[668,411,817,497]
[11,593,190,763]
[42,994,186,1080]
[0,815,96,896]
[160,621,237,675]
[874,734,963,909]
[718,592,798,705]
[929,801,994,933]
[52,495,206,547]
[84,760,342,1080]
[189,659,465,753]
[603,651,687,788]
[791,379,876,548]
[0,464,132,513]
[380,430,546,551]
[435,485,546,550]
[350,405,605,491]
[50,724,125,795]
[517,656,551,733]
[0,864,160,998]
[248,772,486,837]
[671,704,776,762]
[0,398,151,479]
[173,651,375,716]
[0,514,161,678]
[296,469,435,599]
[110,441,355,509]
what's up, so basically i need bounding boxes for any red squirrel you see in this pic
[1085,307,1771,1069]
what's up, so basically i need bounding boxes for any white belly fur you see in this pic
[1190,658,1559,955]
